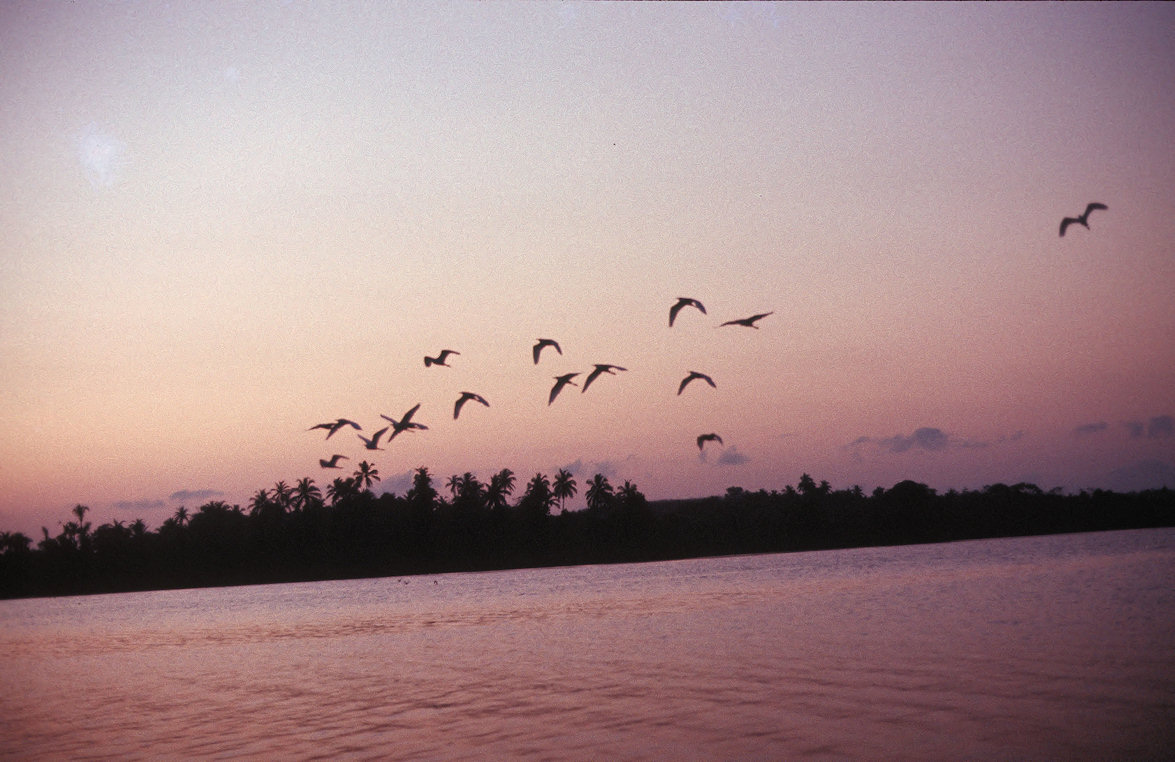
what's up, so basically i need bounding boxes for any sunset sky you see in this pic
[2,2,1173,537]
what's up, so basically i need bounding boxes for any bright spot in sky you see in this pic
[75,123,125,188]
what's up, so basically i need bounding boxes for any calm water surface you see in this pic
[3,529,1174,759]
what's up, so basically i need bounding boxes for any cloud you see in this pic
[1072,422,1109,437]
[1123,420,1145,438]
[560,457,629,479]
[113,499,166,512]
[1148,415,1174,439]
[380,471,415,497]
[716,446,751,466]
[847,426,1018,455]
[76,123,127,188]
[169,489,224,503]
[878,427,950,453]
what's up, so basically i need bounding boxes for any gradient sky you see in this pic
[2,2,1174,537]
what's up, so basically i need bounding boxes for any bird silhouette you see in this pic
[308,418,362,439]
[720,312,773,329]
[533,338,562,365]
[549,373,579,405]
[678,371,716,395]
[697,433,723,450]
[1059,202,1107,237]
[381,403,429,439]
[582,364,627,393]
[319,454,349,469]
[424,349,460,367]
[453,391,490,419]
[669,297,706,327]
[358,427,390,451]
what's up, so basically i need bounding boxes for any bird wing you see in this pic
[532,342,542,364]
[1086,202,1107,215]
[453,396,466,419]
[1059,217,1077,237]
[582,368,603,392]
[700,373,715,388]
[401,403,421,424]
[678,375,690,395]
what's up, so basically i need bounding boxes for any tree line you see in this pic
[1,464,1172,599]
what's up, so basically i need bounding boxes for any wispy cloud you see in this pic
[716,446,751,466]
[847,426,1017,456]
[169,489,224,503]
[76,122,127,189]
[113,499,166,512]
[1147,415,1174,439]
[1116,415,1170,439]
[1073,422,1109,437]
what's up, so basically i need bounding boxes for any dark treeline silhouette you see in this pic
[1,465,1172,599]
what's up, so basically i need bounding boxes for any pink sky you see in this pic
[2,2,1173,537]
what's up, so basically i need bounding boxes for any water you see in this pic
[3,529,1174,759]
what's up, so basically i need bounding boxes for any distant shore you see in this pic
[2,472,1172,600]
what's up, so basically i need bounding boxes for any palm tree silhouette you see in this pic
[326,476,357,507]
[485,468,516,512]
[172,505,189,527]
[353,461,381,493]
[271,481,293,513]
[553,469,578,513]
[586,473,613,512]
[292,477,322,512]
[446,474,462,502]
[248,488,271,517]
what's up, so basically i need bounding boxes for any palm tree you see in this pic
[271,481,293,513]
[446,474,462,502]
[521,472,555,516]
[586,474,613,512]
[552,469,578,513]
[326,476,357,506]
[173,505,189,527]
[454,472,484,512]
[353,461,381,493]
[485,468,516,512]
[248,488,272,517]
[71,504,92,549]
[617,480,644,509]
[291,477,322,512]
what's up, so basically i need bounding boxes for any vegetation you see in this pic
[1,464,1172,599]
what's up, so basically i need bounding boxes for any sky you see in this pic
[2,1,1174,537]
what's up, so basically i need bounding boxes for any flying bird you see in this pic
[669,297,706,327]
[549,373,579,405]
[533,338,562,365]
[319,454,349,469]
[381,403,429,439]
[582,364,627,393]
[453,391,490,419]
[358,427,390,451]
[424,349,460,367]
[678,371,716,395]
[1059,202,1108,237]
[720,312,773,329]
[697,433,724,450]
[308,418,362,439]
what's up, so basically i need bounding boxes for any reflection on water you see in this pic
[3,529,1174,758]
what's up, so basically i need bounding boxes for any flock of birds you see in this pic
[306,299,775,472]
[306,202,1106,476]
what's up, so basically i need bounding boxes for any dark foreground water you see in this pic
[3,528,1174,759]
